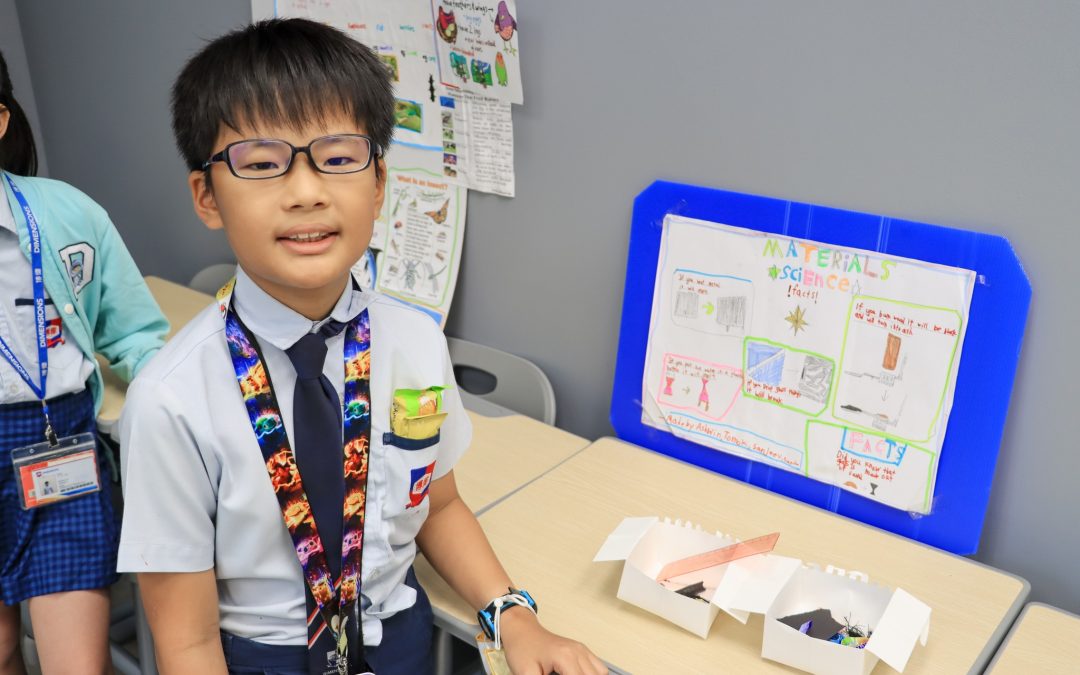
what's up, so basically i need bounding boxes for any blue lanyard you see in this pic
[1,173,58,443]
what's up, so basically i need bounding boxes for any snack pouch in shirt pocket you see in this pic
[383,386,447,450]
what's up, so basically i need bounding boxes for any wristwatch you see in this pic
[477,587,538,641]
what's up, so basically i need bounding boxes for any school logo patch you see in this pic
[44,317,65,348]
[58,242,95,296]
[406,461,436,508]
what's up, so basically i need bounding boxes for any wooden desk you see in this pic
[986,603,1080,674]
[458,410,590,513]
[426,409,591,675]
[417,437,1028,675]
[96,276,213,435]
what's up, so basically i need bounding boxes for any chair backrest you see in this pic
[188,263,236,295]
[446,337,556,425]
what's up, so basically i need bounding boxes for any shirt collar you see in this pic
[231,266,373,351]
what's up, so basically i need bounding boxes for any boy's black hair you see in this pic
[0,49,40,177]
[171,18,395,177]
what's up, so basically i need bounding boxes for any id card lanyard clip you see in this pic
[1,172,57,446]
[42,401,59,446]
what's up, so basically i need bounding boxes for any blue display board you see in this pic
[610,181,1030,554]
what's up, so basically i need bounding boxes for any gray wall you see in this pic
[14,0,1080,613]
[0,0,47,174]
[14,0,244,276]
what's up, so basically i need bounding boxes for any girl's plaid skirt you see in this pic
[0,388,119,604]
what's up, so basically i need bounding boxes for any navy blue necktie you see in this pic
[286,319,348,579]
[287,320,362,675]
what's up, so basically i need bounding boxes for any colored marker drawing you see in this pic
[746,342,784,385]
[670,269,754,337]
[665,412,805,471]
[833,296,963,443]
[642,214,974,514]
[805,420,935,512]
[742,338,834,417]
[658,354,742,421]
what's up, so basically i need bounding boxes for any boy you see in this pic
[117,19,606,675]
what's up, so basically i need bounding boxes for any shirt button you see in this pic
[63,304,75,315]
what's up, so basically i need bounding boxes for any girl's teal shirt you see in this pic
[2,171,168,412]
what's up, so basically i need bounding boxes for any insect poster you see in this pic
[371,163,467,327]
[642,214,975,513]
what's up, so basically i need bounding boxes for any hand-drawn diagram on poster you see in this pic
[431,0,523,104]
[642,215,975,513]
[372,167,466,327]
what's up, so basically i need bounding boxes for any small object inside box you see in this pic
[673,580,707,600]
[778,608,844,640]
[779,609,874,647]
[826,614,873,648]
[840,636,870,649]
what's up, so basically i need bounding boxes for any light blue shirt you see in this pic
[1,172,168,410]
[0,184,95,402]
[118,267,471,646]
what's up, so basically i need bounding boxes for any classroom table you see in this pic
[427,394,592,674]
[96,275,214,437]
[984,602,1080,674]
[415,437,1029,675]
[452,399,590,513]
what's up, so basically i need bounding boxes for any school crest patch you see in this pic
[58,242,95,295]
[45,317,65,348]
[406,461,436,508]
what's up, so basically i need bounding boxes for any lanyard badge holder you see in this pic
[2,173,101,510]
[11,432,101,509]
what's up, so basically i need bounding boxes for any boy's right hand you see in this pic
[498,607,609,675]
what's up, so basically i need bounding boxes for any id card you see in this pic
[475,632,512,675]
[11,432,100,509]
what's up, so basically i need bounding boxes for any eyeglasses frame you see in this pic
[201,133,380,179]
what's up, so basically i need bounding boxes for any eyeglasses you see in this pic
[202,134,379,179]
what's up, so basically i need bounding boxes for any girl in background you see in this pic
[0,49,167,674]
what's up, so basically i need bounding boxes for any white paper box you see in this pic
[758,565,931,675]
[595,517,930,673]
[593,517,742,638]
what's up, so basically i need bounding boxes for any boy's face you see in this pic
[189,111,385,315]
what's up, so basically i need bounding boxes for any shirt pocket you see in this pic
[382,431,440,546]
[16,300,82,372]
[382,430,441,450]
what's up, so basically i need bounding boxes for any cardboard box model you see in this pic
[592,517,741,638]
[595,517,931,674]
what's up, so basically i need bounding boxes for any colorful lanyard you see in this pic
[222,289,371,674]
[0,173,58,444]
